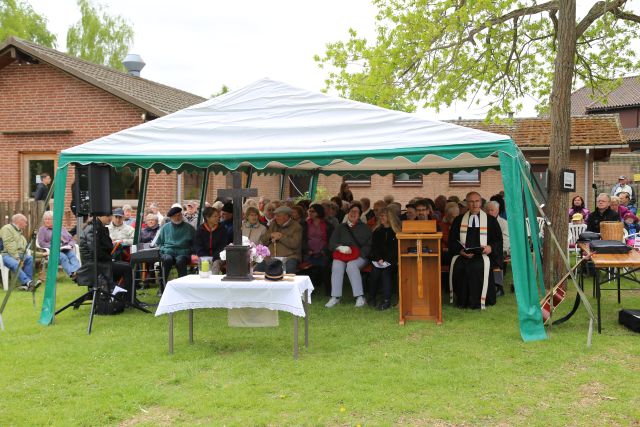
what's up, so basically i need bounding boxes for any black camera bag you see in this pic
[589,240,631,254]
[619,309,640,333]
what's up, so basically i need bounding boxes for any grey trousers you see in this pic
[331,257,368,297]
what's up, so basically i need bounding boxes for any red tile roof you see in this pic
[451,115,626,148]
[571,75,640,115]
[0,37,206,116]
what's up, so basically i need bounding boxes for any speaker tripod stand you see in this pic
[55,217,149,335]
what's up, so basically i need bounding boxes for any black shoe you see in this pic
[377,300,391,310]
[27,280,42,292]
[496,285,505,297]
[368,297,377,308]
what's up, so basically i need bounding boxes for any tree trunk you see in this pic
[544,0,576,288]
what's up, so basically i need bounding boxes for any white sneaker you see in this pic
[325,297,341,308]
[355,296,366,307]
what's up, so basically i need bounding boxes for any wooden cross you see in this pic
[217,171,257,246]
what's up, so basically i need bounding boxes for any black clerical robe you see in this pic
[448,213,503,309]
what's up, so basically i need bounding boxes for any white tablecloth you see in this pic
[155,275,314,317]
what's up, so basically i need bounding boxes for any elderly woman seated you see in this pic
[37,211,81,280]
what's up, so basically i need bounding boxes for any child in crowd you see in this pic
[571,213,584,225]
[623,212,638,246]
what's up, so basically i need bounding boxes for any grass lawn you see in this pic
[1,272,639,426]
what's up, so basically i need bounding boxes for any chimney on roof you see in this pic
[507,111,514,119]
[122,53,145,77]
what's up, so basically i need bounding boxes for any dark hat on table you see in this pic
[167,206,183,217]
[264,259,284,281]
[112,208,124,217]
[222,202,234,213]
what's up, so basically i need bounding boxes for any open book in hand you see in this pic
[458,240,484,255]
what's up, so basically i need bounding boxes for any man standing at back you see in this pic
[611,176,633,198]
[34,173,51,202]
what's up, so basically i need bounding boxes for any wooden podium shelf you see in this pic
[397,232,442,325]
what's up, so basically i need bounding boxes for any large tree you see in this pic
[66,0,133,71]
[317,0,640,287]
[0,0,56,46]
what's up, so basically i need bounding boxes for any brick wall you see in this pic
[0,61,144,220]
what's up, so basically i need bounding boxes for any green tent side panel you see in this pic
[39,165,68,325]
[499,150,546,342]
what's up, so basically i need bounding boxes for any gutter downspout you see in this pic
[177,172,183,206]
[584,148,590,207]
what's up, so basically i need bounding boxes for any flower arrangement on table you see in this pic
[220,236,270,266]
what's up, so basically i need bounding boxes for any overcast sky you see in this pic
[26,1,638,119]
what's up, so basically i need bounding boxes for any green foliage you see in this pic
[0,275,639,425]
[317,1,640,119]
[211,84,230,98]
[66,0,133,71]
[0,0,56,46]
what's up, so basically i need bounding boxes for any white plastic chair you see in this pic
[567,223,587,263]
[536,217,546,239]
[0,256,9,291]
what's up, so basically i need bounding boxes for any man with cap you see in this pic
[107,208,134,247]
[618,192,637,215]
[155,205,195,287]
[611,176,633,198]
[220,202,234,244]
[259,206,303,274]
[183,200,199,229]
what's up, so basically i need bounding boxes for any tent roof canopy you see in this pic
[61,78,513,174]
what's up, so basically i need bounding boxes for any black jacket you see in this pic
[369,226,398,265]
[33,183,48,201]
[587,208,620,233]
[79,220,113,263]
[194,223,228,259]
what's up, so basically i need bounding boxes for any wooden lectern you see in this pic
[397,220,442,325]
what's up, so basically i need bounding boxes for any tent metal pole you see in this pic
[133,168,149,244]
[245,167,254,188]
[197,168,210,227]
[39,164,69,325]
[309,170,320,201]
[279,169,288,200]
[244,167,254,203]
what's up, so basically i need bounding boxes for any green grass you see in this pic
[1,273,639,426]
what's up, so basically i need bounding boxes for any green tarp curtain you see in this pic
[39,145,547,342]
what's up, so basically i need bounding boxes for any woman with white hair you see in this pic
[37,211,81,279]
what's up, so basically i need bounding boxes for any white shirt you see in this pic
[468,214,480,228]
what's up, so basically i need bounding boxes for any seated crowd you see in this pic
[29,186,517,310]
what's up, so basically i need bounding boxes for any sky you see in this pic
[28,1,378,99]
[25,1,639,120]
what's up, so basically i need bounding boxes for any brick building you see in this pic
[570,76,640,196]
[0,37,205,220]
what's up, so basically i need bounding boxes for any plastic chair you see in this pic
[536,217,546,239]
[567,223,587,263]
[0,256,9,291]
